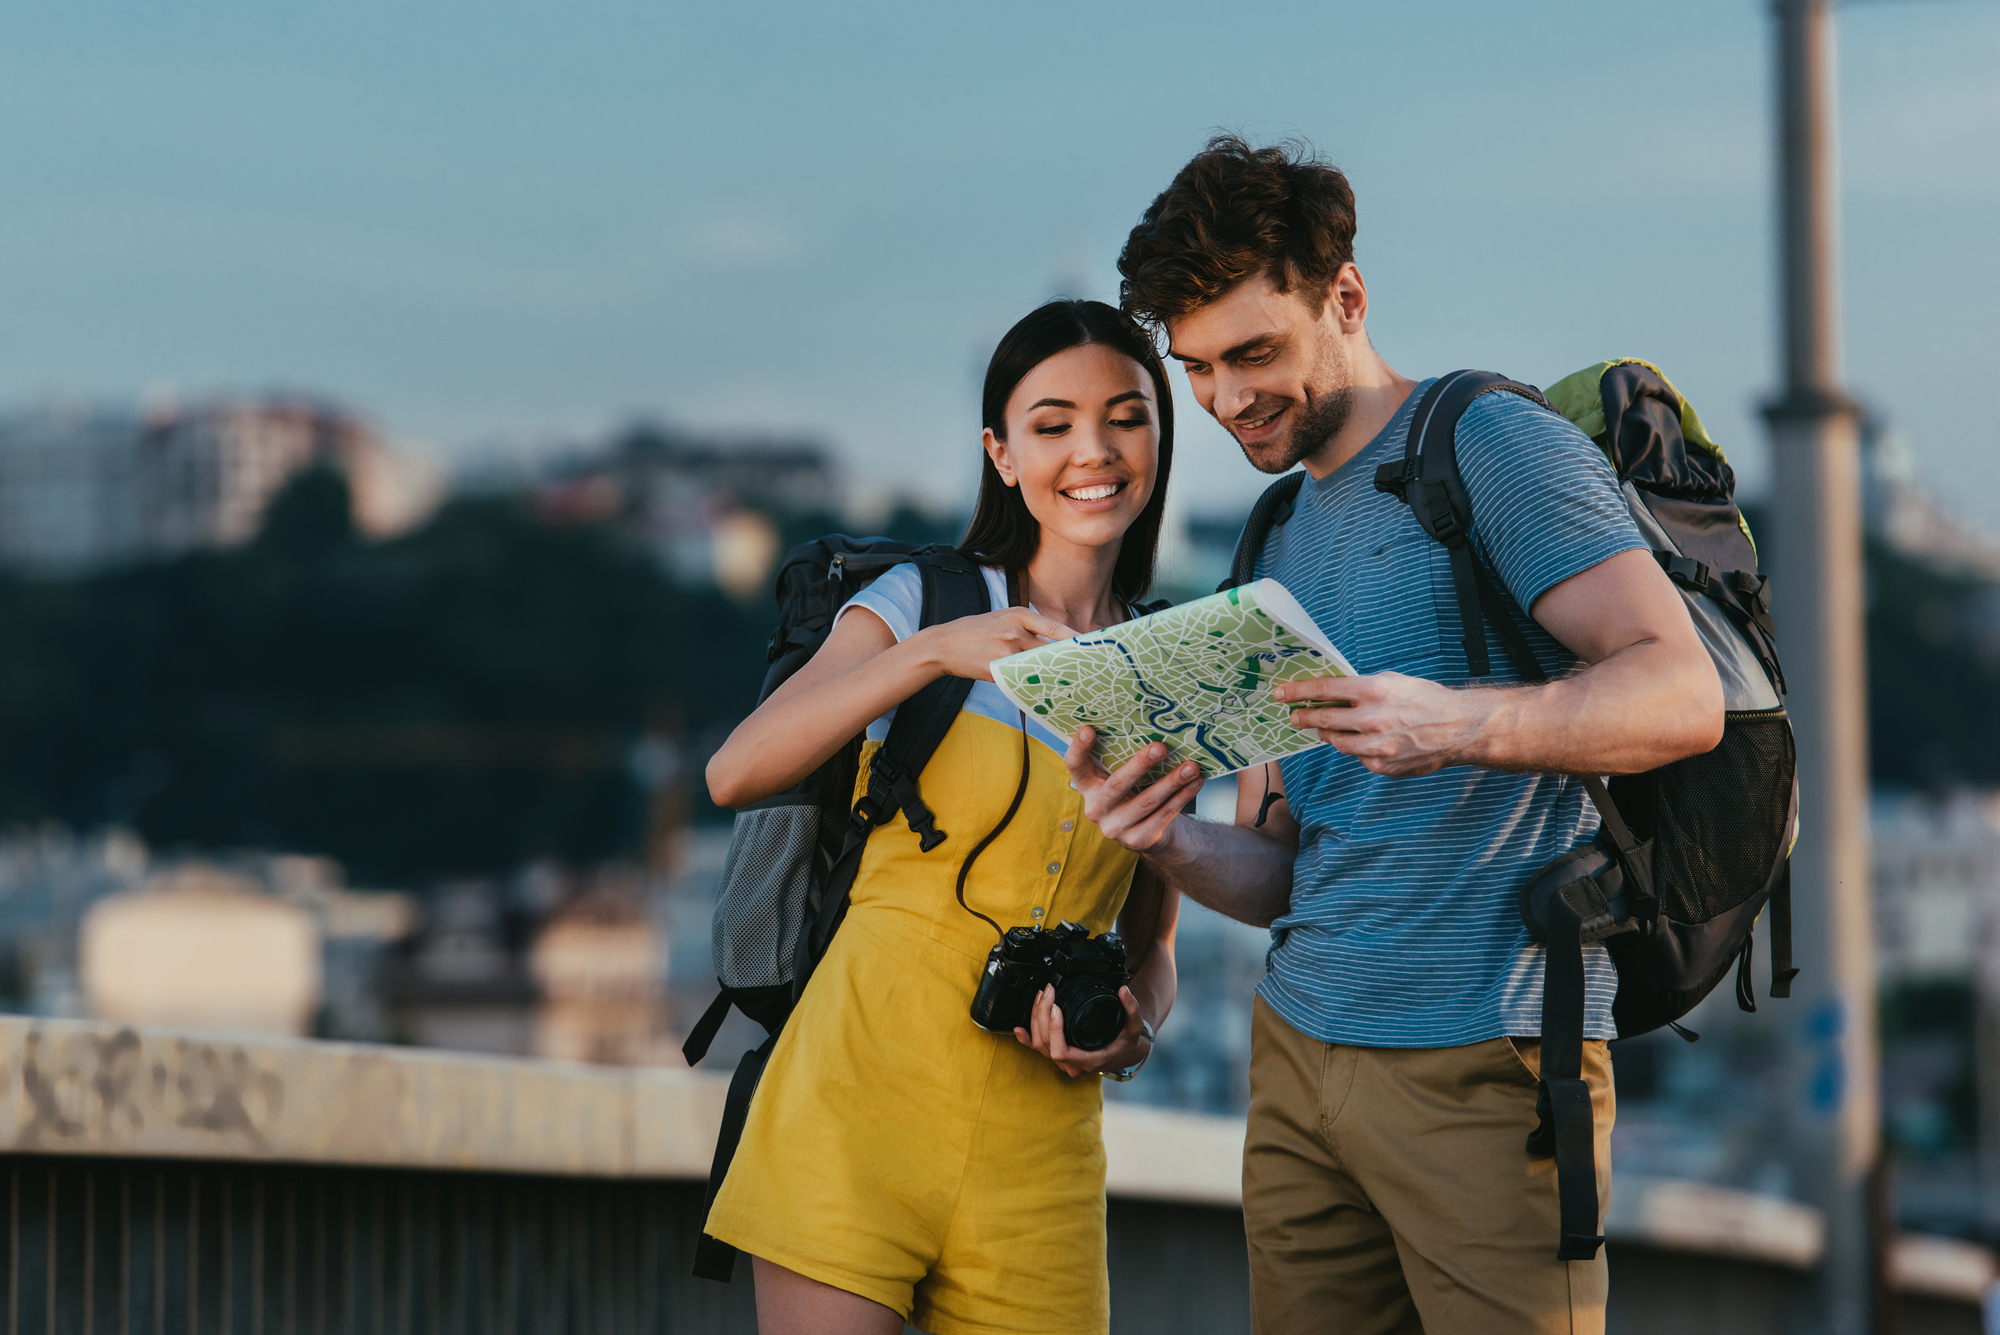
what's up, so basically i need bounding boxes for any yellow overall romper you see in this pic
[704,706,1140,1335]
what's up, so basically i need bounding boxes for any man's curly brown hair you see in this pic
[1118,134,1357,329]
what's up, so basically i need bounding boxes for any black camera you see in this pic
[969,920,1130,1051]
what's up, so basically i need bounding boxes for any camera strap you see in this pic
[953,710,1031,943]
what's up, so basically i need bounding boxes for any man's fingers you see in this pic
[1291,706,1365,734]
[1101,742,1172,797]
[1063,727,1110,787]
[1271,674,1365,705]
[1124,777,1202,846]
[1125,763,1202,820]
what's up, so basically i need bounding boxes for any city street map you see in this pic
[991,579,1356,781]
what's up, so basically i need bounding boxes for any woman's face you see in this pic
[983,342,1160,562]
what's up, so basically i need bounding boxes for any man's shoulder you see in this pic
[1455,382,1595,455]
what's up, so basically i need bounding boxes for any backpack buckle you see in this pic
[1657,552,1713,592]
[889,773,948,851]
[1371,459,1413,502]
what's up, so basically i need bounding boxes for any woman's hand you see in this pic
[914,607,1076,682]
[1013,984,1152,1078]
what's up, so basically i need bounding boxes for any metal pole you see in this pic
[1763,2,1881,1332]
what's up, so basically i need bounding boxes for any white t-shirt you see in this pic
[833,562,1074,755]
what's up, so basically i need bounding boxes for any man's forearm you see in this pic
[1459,638,1724,776]
[1144,817,1294,929]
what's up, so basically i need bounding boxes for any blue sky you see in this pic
[2,1,1995,525]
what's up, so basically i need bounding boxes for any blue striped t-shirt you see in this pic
[1253,380,1644,1047]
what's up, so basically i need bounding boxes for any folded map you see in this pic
[990,579,1356,781]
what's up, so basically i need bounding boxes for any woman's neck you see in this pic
[1019,536,1125,632]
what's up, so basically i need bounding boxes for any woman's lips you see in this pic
[1058,479,1128,511]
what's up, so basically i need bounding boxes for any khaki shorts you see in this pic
[1243,997,1615,1335]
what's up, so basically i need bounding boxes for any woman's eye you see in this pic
[1035,423,1071,437]
[1110,417,1149,430]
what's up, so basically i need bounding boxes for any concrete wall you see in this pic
[0,1015,1985,1333]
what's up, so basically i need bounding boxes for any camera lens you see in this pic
[1056,977,1126,1051]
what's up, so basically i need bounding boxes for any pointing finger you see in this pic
[1021,610,1078,641]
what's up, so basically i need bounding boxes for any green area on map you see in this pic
[992,582,1348,781]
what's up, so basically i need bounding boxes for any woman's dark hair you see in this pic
[959,299,1175,601]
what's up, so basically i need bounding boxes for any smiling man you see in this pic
[1065,137,1724,1334]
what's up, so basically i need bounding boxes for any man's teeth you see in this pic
[1064,483,1122,501]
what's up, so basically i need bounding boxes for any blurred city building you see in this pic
[0,395,442,575]
[379,878,539,1056]
[1863,413,2000,582]
[529,871,674,1066]
[80,864,321,1037]
[0,826,416,1042]
[534,422,835,596]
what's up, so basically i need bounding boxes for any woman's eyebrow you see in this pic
[1027,397,1077,411]
[1103,391,1148,409]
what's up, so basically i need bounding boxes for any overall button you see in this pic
[1031,907,1045,919]
[1046,862,1061,875]
[1060,820,1073,833]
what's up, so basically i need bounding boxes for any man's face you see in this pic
[1165,268,1353,475]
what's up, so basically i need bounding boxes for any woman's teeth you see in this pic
[1063,482,1123,502]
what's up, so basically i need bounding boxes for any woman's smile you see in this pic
[1059,478,1128,508]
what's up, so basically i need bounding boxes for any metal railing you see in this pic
[0,1157,752,1335]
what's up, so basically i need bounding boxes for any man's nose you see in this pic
[1211,370,1257,423]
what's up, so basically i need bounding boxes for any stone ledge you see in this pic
[0,1015,725,1178]
[4,1015,1991,1305]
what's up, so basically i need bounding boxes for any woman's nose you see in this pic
[1070,424,1118,464]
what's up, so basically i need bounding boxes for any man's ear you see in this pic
[983,428,1019,487]
[1330,261,1368,333]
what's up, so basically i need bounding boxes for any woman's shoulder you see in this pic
[840,558,1006,642]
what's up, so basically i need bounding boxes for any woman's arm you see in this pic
[1016,863,1178,1078]
[705,600,1077,809]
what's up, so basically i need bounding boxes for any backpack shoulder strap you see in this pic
[1219,471,1307,592]
[692,547,991,1286]
[862,549,988,844]
[800,549,991,974]
[1372,370,1551,677]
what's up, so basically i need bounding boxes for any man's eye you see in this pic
[1242,353,1273,367]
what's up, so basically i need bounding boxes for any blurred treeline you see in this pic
[1864,538,2000,790]
[0,483,1993,884]
[0,470,779,884]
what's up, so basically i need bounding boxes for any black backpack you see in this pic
[683,535,991,1282]
[1225,362,1798,1263]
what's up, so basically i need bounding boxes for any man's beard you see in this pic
[1229,339,1353,474]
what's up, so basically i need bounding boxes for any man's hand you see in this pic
[1064,726,1204,853]
[1273,672,1494,778]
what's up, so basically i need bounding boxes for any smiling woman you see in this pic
[699,299,1194,1335]
[960,300,1176,606]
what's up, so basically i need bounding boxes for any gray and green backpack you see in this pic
[1225,360,1798,1263]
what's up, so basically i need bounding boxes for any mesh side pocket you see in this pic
[1648,711,1796,925]
[712,798,821,990]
